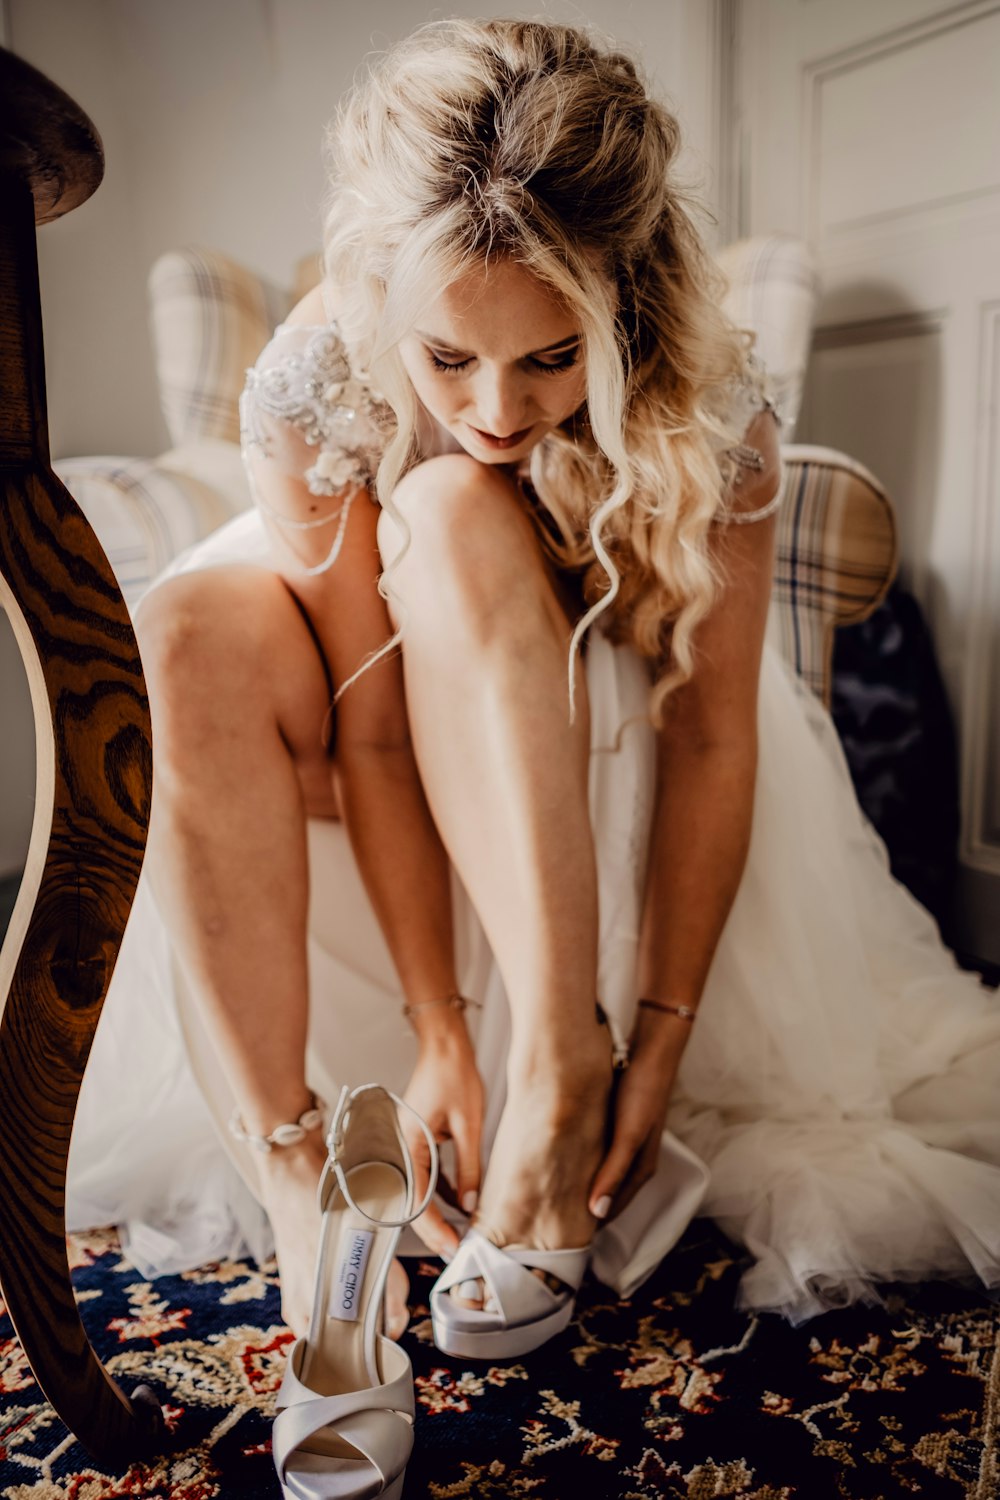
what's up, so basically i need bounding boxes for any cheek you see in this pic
[551,370,586,418]
[426,380,463,420]
[399,353,453,414]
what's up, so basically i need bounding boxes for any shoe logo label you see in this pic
[331,1228,374,1321]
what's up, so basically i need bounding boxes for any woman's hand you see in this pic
[402,1020,484,1261]
[588,1007,691,1221]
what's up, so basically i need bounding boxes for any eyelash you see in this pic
[426,348,580,376]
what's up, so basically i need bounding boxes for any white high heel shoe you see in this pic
[271,1083,438,1500]
[429,1230,589,1360]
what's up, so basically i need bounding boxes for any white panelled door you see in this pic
[734,0,1000,963]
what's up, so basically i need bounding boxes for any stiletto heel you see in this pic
[272,1083,438,1500]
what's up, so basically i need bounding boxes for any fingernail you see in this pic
[439,1245,454,1264]
[593,1194,612,1220]
[458,1279,482,1303]
[462,1189,478,1215]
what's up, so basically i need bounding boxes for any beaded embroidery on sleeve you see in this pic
[239,322,394,575]
[714,358,785,527]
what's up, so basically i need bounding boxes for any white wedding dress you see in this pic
[66,323,1000,1324]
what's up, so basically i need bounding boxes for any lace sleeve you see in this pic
[239,321,394,574]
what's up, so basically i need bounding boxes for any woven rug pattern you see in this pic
[1,1222,998,1498]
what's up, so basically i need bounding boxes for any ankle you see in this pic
[506,1042,612,1112]
[230,1089,323,1151]
[509,1016,612,1090]
[258,1133,327,1191]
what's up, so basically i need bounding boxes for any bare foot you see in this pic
[453,1031,612,1311]
[385,1258,412,1340]
[258,1133,327,1336]
[259,1138,412,1339]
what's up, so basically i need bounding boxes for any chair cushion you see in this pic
[717,235,820,441]
[149,247,292,448]
[54,449,246,612]
[771,445,898,705]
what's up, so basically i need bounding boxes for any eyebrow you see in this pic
[416,331,581,357]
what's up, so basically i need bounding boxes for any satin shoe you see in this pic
[272,1083,438,1500]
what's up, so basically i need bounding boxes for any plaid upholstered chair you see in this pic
[54,235,897,707]
[715,235,899,704]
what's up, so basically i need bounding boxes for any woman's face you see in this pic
[397,258,587,464]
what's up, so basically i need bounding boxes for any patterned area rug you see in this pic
[1,1221,997,1498]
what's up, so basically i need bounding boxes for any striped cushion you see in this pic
[771,445,898,705]
[53,446,248,612]
[149,248,292,447]
[717,236,820,441]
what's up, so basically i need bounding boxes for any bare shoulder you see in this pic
[285,282,329,329]
[285,282,349,329]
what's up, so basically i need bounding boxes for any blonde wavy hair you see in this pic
[323,17,764,722]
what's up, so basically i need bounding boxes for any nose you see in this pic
[470,365,529,437]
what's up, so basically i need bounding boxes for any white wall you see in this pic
[0,0,718,878]
[734,0,1000,963]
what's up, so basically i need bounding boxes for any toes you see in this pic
[449,1277,497,1313]
[534,1268,569,1297]
[386,1258,411,1341]
[281,1300,309,1339]
[450,1277,485,1310]
[447,1269,565,1316]
[386,1300,409,1341]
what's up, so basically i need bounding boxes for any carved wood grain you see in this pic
[0,47,163,1464]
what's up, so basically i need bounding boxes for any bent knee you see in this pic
[378,454,535,586]
[395,453,515,504]
[135,565,280,685]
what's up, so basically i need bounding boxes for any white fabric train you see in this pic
[67,501,1000,1323]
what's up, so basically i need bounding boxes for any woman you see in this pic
[70,12,999,1380]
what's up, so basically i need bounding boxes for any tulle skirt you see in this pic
[67,509,1000,1322]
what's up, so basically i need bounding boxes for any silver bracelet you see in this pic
[638,997,698,1023]
[228,1095,326,1154]
[402,992,482,1023]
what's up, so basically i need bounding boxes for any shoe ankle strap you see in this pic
[323,1083,439,1229]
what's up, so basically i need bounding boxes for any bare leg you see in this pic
[382,456,612,1282]
[136,564,409,1335]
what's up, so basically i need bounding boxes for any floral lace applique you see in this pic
[241,322,394,496]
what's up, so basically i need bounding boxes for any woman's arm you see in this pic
[589,404,782,1218]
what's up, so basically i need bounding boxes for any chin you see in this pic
[461,444,530,466]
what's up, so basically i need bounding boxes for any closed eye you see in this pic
[427,350,473,374]
[425,343,581,376]
[530,346,581,374]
